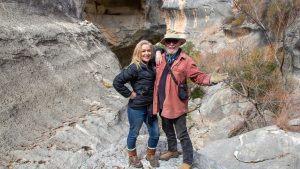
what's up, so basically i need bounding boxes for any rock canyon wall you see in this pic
[0,0,299,168]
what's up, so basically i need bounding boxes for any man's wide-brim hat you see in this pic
[160,33,186,46]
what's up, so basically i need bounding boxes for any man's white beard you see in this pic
[166,47,179,54]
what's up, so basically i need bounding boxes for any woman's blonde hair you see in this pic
[130,40,153,68]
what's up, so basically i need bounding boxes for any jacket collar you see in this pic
[171,48,187,67]
[162,48,187,66]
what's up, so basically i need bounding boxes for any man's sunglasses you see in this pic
[165,39,179,44]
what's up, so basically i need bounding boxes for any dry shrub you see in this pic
[234,0,300,37]
[266,0,300,40]
[261,84,287,113]
[235,0,267,19]
[231,15,246,27]
[187,40,298,130]
[198,48,238,73]
[225,28,251,38]
[261,45,277,61]
[275,101,300,132]
[226,47,280,99]
[222,47,292,129]
[223,0,300,130]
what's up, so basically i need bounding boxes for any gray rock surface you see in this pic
[2,0,85,18]
[1,1,300,169]
[0,0,121,163]
[188,83,254,149]
[286,15,300,83]
[161,0,264,59]
[200,126,300,169]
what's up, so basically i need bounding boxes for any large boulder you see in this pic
[188,83,255,149]
[199,126,300,169]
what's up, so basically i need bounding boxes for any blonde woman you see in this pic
[113,40,159,168]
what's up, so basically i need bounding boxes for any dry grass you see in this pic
[189,40,299,131]
[202,46,299,131]
[275,99,300,132]
[198,48,238,73]
[275,111,300,132]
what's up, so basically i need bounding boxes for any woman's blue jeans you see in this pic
[127,106,160,150]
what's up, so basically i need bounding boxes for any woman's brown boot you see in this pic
[128,149,143,168]
[146,148,160,167]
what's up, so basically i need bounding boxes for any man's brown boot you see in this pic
[159,151,181,161]
[180,163,191,169]
[128,149,143,168]
[145,148,160,167]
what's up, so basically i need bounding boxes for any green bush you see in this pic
[181,41,201,63]
[231,15,246,27]
[227,48,280,99]
[190,86,205,99]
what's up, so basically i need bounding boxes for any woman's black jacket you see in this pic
[113,61,155,108]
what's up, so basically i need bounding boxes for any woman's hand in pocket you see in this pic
[129,91,137,99]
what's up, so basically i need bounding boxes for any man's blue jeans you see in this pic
[127,106,160,150]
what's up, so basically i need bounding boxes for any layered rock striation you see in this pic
[0,0,122,164]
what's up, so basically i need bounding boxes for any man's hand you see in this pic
[210,72,228,84]
[155,50,162,65]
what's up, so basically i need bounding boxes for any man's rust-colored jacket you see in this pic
[153,51,211,119]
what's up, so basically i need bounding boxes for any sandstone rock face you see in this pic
[83,0,166,66]
[286,16,300,83]
[6,0,85,18]
[1,0,300,169]
[161,0,300,81]
[0,0,122,163]
[162,0,232,34]
[161,0,266,61]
